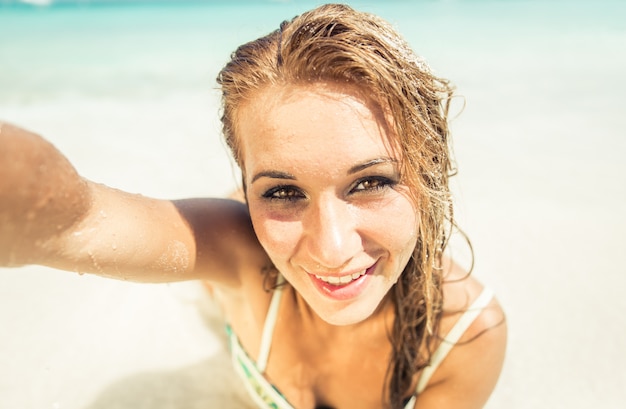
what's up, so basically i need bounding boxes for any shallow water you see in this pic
[1,1,625,408]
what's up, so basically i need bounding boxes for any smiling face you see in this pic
[238,83,418,326]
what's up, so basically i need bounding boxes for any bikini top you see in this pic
[226,276,494,409]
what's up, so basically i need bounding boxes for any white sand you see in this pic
[1,2,625,409]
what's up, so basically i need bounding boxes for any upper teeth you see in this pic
[315,270,366,285]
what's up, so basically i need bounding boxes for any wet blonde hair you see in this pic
[217,4,455,408]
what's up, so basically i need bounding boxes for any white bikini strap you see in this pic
[256,275,286,372]
[415,287,494,394]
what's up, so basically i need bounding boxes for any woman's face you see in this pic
[238,83,418,326]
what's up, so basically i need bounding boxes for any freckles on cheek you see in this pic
[383,203,419,253]
[254,216,301,260]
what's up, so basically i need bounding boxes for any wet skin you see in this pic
[238,82,419,326]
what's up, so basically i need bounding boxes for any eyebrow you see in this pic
[348,157,397,174]
[250,157,397,184]
[251,170,296,184]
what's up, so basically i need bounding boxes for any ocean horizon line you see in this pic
[2,0,317,9]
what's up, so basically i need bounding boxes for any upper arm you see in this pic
[49,184,267,284]
[414,294,507,409]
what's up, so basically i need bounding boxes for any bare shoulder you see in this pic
[415,260,507,408]
[172,197,270,286]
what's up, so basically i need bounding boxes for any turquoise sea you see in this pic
[0,1,625,409]
[1,0,624,104]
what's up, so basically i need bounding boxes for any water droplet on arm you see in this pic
[86,250,103,275]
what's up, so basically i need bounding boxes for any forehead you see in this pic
[236,83,398,176]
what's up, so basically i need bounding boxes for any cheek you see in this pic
[376,196,419,259]
[249,208,302,264]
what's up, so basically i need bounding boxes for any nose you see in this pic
[301,194,361,270]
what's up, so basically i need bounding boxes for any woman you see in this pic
[0,4,506,409]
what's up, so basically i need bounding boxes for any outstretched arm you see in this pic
[0,122,265,284]
[0,122,93,267]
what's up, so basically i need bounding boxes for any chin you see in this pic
[314,297,385,327]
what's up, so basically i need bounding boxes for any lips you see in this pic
[308,263,376,300]
[314,270,367,285]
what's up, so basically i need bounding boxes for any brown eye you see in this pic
[262,186,305,201]
[352,177,394,193]
[274,188,296,199]
[361,179,381,189]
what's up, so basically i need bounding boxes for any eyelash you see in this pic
[350,176,396,193]
[261,177,396,202]
[262,185,305,202]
